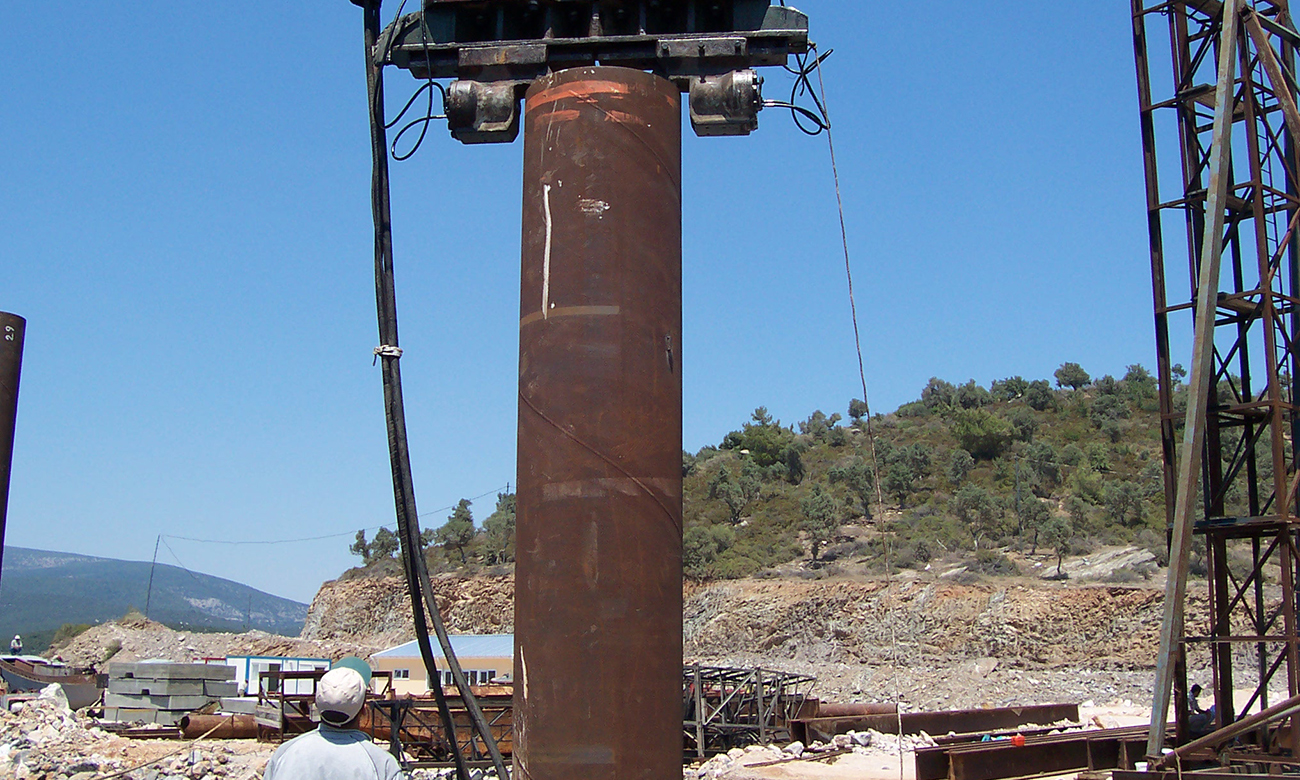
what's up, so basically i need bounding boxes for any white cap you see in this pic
[316,667,367,726]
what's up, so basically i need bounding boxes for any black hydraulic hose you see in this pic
[357,3,510,777]
[358,3,469,777]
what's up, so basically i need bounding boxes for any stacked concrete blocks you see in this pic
[104,662,237,725]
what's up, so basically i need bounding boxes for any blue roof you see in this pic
[373,634,514,660]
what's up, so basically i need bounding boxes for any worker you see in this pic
[9,635,21,654]
[264,658,403,780]
[1188,683,1215,735]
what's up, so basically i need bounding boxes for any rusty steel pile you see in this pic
[354,1,814,778]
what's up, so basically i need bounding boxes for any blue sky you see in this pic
[0,2,1155,604]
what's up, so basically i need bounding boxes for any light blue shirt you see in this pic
[264,723,406,780]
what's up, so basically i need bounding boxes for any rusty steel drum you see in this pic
[514,66,683,780]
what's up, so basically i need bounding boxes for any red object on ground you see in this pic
[1011,734,1026,747]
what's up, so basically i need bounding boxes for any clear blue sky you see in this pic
[0,2,1155,604]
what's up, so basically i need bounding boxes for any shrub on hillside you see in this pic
[969,550,1020,577]
[952,409,1013,460]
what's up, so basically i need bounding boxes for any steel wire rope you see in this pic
[804,42,906,777]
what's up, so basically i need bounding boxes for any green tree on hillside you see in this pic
[721,408,795,467]
[848,398,869,422]
[482,492,516,564]
[881,443,930,507]
[828,457,875,518]
[710,465,762,523]
[1020,498,1051,552]
[798,410,843,441]
[921,378,957,411]
[990,376,1028,401]
[781,444,807,485]
[947,449,974,486]
[1055,362,1091,390]
[800,484,843,561]
[1103,481,1145,527]
[435,500,476,563]
[1025,380,1056,411]
[1124,364,1157,400]
[349,530,372,563]
[955,380,992,409]
[683,524,736,579]
[1024,442,1060,494]
[952,409,1013,460]
[952,484,999,549]
[1040,515,1073,575]
[370,527,399,560]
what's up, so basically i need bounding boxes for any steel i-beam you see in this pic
[514,66,684,780]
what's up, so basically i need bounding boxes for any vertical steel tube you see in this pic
[0,312,25,586]
[514,66,683,780]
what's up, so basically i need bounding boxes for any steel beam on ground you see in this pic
[915,725,1150,780]
[513,66,683,780]
[793,703,1079,745]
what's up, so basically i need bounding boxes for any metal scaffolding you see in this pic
[682,665,815,758]
[1133,0,1300,754]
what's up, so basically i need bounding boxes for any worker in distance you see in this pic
[264,657,404,780]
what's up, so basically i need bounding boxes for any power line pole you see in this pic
[144,535,161,620]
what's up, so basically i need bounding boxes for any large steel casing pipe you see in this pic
[0,313,25,585]
[514,67,683,780]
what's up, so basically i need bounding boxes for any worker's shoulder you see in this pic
[268,726,329,757]
[358,738,404,775]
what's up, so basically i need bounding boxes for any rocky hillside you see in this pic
[56,613,378,669]
[300,573,514,648]
[301,568,1205,671]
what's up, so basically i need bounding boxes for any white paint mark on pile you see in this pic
[542,183,553,319]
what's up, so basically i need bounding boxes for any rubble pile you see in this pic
[56,618,378,670]
[0,686,125,780]
[0,685,273,780]
[684,731,936,780]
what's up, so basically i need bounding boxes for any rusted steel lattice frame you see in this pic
[1133,0,1300,753]
[365,695,513,768]
[682,665,815,758]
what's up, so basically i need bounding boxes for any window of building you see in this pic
[393,669,410,679]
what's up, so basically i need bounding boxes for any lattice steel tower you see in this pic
[1133,0,1300,752]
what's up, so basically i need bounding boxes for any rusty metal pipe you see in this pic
[0,312,25,588]
[514,66,683,780]
[178,714,257,740]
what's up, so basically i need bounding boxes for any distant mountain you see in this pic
[0,547,308,648]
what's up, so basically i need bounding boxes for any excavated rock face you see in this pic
[300,571,1197,674]
[300,574,515,646]
[683,580,1196,670]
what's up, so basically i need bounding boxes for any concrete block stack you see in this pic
[103,662,237,725]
